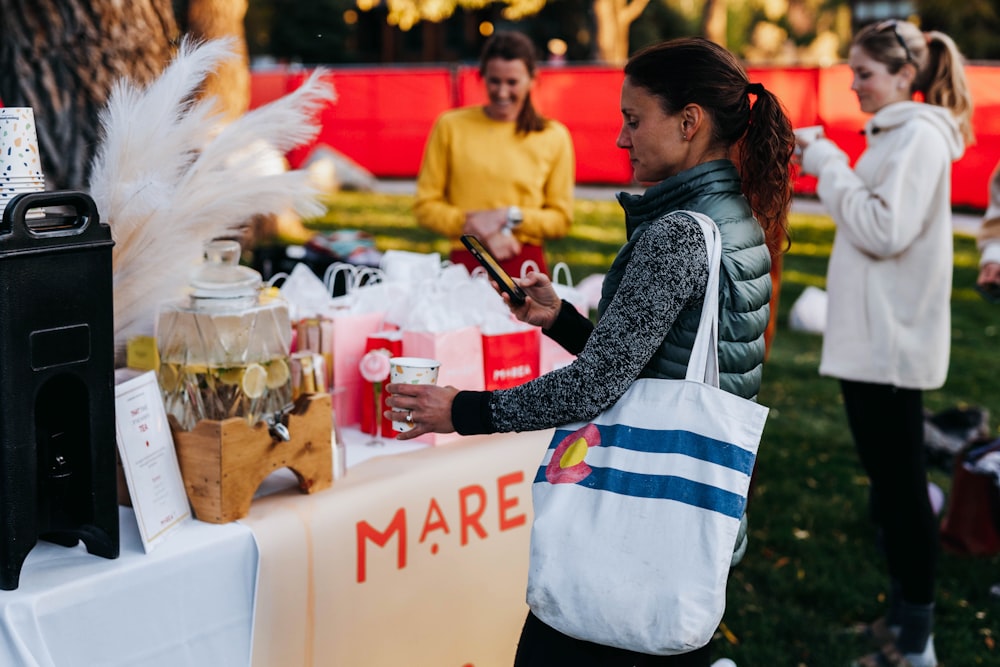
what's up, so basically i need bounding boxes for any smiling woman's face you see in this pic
[616,78,687,184]
[848,46,913,114]
[482,57,533,122]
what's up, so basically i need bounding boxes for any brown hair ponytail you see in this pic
[740,85,795,253]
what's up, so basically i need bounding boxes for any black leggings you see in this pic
[840,380,937,604]
[512,612,712,667]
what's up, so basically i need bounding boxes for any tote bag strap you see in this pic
[677,210,722,388]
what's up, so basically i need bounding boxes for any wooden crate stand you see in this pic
[171,393,333,523]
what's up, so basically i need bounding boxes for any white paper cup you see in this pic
[0,180,46,220]
[0,180,44,196]
[793,125,824,143]
[0,108,43,179]
[389,357,440,432]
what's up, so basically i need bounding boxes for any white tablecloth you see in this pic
[0,507,257,667]
[0,426,549,667]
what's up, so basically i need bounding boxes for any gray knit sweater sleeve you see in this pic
[488,211,709,432]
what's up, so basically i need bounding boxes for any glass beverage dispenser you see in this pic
[156,240,294,432]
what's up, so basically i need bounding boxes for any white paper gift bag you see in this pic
[549,261,588,315]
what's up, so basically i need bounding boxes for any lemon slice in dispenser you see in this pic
[241,363,268,399]
[265,358,290,389]
[158,362,181,392]
[217,366,244,385]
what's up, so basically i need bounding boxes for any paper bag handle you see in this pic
[519,259,540,278]
[551,261,574,287]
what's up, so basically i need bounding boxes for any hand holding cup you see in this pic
[793,125,824,154]
[385,358,460,440]
[388,357,440,432]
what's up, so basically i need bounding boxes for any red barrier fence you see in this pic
[252,64,1000,210]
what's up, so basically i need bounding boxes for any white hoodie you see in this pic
[801,101,965,389]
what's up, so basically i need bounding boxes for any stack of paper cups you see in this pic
[0,107,46,220]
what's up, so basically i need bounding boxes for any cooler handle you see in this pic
[1,191,100,239]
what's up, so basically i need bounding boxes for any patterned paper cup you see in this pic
[0,177,45,195]
[389,357,441,432]
[0,187,47,220]
[0,174,45,220]
[0,108,43,179]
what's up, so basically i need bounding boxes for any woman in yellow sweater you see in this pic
[414,31,575,276]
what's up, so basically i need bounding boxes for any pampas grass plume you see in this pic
[88,37,336,356]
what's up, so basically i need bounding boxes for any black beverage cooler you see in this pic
[0,191,119,590]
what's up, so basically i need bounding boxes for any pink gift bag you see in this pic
[401,326,485,392]
[539,336,578,375]
[401,326,484,445]
[297,311,385,427]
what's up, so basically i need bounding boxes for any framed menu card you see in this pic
[114,370,191,552]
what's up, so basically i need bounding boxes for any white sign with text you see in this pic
[114,370,191,552]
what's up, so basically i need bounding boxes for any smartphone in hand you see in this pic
[461,234,527,305]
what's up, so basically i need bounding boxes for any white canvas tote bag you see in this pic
[526,211,769,655]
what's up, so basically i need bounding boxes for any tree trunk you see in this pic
[181,0,296,249]
[593,0,651,65]
[185,0,251,121]
[0,0,179,189]
[701,0,728,47]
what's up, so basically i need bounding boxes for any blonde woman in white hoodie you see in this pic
[795,19,973,667]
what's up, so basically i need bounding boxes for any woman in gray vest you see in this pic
[387,37,794,666]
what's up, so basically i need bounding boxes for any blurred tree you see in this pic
[359,0,652,64]
[245,0,995,68]
[178,0,253,121]
[527,1,598,61]
[0,0,179,189]
[593,0,653,63]
[727,0,852,64]
[629,1,696,53]
[702,0,726,46]
[916,0,1000,60]
[0,0,251,190]
[261,0,355,64]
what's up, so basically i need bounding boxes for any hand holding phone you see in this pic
[461,234,527,305]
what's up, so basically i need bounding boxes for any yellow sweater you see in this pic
[414,106,575,249]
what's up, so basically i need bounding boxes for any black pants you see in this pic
[840,380,938,604]
[512,612,712,667]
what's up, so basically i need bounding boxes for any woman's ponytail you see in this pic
[739,86,795,253]
[920,31,974,146]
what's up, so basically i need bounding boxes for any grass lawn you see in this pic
[307,192,1000,666]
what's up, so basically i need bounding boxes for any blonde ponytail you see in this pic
[920,30,974,146]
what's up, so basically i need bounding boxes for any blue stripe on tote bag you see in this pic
[535,423,756,519]
[526,211,769,655]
